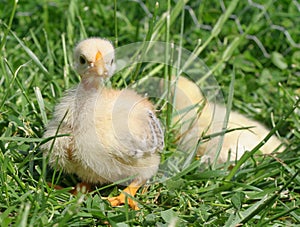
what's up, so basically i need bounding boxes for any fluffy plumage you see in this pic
[172,76,284,162]
[42,38,164,209]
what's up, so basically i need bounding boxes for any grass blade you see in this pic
[9,29,48,74]
[34,86,48,125]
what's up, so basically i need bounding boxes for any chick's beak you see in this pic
[92,51,108,77]
[95,50,102,61]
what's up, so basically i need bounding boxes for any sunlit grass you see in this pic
[0,0,299,226]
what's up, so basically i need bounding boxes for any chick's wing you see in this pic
[95,89,164,159]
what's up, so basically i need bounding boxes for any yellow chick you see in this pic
[171,76,284,163]
[42,38,164,210]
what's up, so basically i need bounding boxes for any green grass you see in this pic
[1,0,300,226]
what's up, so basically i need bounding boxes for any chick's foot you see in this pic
[108,182,141,210]
[70,182,92,195]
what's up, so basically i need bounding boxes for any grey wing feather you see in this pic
[124,110,164,158]
[146,110,164,153]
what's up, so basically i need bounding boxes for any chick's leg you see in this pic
[108,180,142,210]
[47,182,92,194]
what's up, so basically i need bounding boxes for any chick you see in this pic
[171,76,284,163]
[42,38,164,210]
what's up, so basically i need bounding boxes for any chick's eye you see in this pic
[79,55,86,65]
[110,59,114,65]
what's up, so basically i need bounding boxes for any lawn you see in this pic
[0,0,300,226]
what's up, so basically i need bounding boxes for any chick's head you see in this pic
[74,38,115,79]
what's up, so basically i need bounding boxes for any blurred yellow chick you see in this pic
[42,38,164,210]
[171,76,284,163]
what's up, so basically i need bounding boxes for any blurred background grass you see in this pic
[0,0,299,226]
